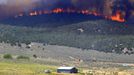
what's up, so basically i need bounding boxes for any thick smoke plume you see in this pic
[0,0,39,18]
[0,0,134,20]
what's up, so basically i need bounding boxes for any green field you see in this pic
[0,61,58,75]
[0,60,134,75]
[0,61,84,75]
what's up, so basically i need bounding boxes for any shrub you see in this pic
[33,54,37,58]
[17,55,30,60]
[18,43,22,47]
[3,54,12,59]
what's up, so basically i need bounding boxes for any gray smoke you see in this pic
[0,0,7,5]
[0,0,134,19]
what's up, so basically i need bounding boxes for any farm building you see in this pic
[57,67,78,73]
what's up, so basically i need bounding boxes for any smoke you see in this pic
[0,0,40,18]
[0,0,38,5]
[0,0,105,12]
[112,0,133,19]
[0,0,7,5]
[0,0,134,19]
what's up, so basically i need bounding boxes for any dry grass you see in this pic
[0,61,82,75]
[0,61,134,75]
[0,62,57,75]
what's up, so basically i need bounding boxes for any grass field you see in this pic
[0,61,84,75]
[0,61,134,75]
[0,61,59,75]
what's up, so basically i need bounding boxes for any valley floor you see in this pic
[0,61,133,75]
[0,42,134,64]
[0,42,134,75]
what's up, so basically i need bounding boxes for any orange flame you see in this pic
[110,11,125,22]
[15,8,125,23]
[15,8,102,17]
[52,8,64,13]
[29,11,38,16]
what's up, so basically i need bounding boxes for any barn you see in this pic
[57,67,78,73]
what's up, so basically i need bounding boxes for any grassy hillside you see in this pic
[0,19,133,54]
[0,13,103,27]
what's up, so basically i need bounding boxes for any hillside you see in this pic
[0,17,133,54]
[55,20,134,35]
[0,13,134,54]
[0,13,104,27]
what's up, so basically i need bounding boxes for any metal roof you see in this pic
[58,67,75,70]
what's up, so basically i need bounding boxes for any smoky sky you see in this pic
[0,0,39,17]
[0,0,107,16]
[0,0,134,19]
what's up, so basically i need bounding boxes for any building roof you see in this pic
[58,67,75,70]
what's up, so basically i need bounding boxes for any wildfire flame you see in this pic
[29,11,38,16]
[52,8,64,13]
[110,11,125,22]
[15,8,125,22]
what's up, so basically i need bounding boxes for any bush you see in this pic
[33,54,37,58]
[17,55,29,60]
[3,54,12,59]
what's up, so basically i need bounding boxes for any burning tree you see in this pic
[112,0,133,20]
